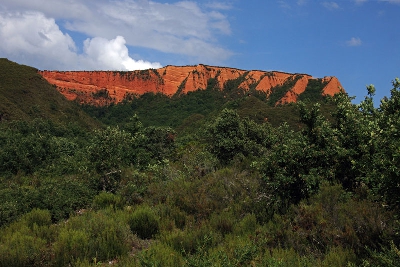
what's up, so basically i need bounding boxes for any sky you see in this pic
[0,0,399,103]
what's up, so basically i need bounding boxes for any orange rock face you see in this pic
[39,64,344,106]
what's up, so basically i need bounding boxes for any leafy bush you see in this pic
[158,204,187,230]
[128,205,160,239]
[92,191,123,210]
[162,227,219,256]
[38,177,95,222]
[53,228,90,266]
[255,183,396,259]
[234,213,258,235]
[209,211,235,236]
[137,242,184,266]
[0,230,47,267]
[22,208,52,229]
[54,210,132,265]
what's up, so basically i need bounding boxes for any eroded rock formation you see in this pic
[39,64,344,106]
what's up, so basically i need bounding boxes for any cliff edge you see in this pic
[39,64,344,106]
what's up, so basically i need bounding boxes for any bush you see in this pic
[137,242,184,266]
[92,191,123,210]
[22,208,52,229]
[128,205,160,239]
[158,204,187,230]
[53,229,90,266]
[53,210,132,265]
[162,226,219,256]
[209,211,235,236]
[234,213,258,235]
[0,230,47,267]
[321,246,357,267]
[38,177,95,222]
[367,241,400,267]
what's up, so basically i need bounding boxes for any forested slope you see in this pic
[1,59,399,266]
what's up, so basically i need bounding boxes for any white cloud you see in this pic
[0,11,78,69]
[322,2,340,10]
[0,0,233,66]
[83,36,162,70]
[0,11,162,70]
[346,37,362,47]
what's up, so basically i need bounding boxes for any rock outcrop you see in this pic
[39,64,344,106]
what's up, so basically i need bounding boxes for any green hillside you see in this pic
[81,77,337,134]
[0,58,98,128]
[1,58,399,266]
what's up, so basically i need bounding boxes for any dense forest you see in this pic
[0,59,399,266]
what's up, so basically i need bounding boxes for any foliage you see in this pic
[206,108,274,163]
[298,78,328,103]
[0,58,99,127]
[53,209,132,266]
[1,62,400,266]
[128,205,160,239]
[267,75,302,105]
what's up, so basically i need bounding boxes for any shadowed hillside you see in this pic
[0,58,98,128]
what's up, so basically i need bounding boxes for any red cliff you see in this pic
[39,64,344,106]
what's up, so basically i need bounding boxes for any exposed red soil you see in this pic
[39,64,344,106]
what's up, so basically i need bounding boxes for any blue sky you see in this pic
[0,0,399,103]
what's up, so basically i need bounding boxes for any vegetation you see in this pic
[0,58,98,128]
[1,59,400,266]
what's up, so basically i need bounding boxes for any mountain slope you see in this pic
[39,64,344,106]
[0,58,98,127]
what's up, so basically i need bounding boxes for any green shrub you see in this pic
[53,228,90,266]
[54,210,132,265]
[254,183,396,259]
[21,208,52,229]
[128,205,160,239]
[321,246,357,267]
[38,177,95,222]
[137,242,184,267]
[117,168,150,204]
[163,227,218,256]
[209,211,235,236]
[260,248,317,267]
[205,235,258,266]
[234,213,258,235]
[366,241,400,267]
[0,230,46,267]
[92,191,123,210]
[0,199,20,227]
[158,204,187,230]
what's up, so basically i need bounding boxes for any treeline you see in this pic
[0,79,400,266]
[81,75,331,129]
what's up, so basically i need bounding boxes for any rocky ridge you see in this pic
[39,64,344,106]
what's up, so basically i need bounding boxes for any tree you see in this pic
[206,108,274,164]
[87,127,134,191]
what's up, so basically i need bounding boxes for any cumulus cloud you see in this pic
[0,11,78,69]
[0,11,162,70]
[83,36,162,70]
[346,37,362,47]
[0,0,233,67]
[322,2,340,10]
